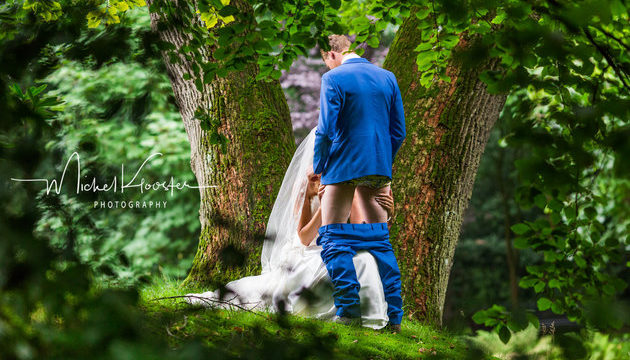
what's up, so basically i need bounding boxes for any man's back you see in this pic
[314,57,406,185]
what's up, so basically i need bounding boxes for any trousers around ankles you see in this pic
[316,222,404,325]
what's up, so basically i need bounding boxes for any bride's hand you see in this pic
[375,191,394,216]
[305,172,320,199]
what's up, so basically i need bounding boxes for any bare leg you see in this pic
[320,183,356,225]
[353,185,390,223]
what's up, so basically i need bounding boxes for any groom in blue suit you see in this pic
[313,35,406,330]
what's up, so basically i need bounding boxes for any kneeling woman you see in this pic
[186,128,395,329]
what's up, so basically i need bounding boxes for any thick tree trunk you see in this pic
[146,0,295,286]
[383,11,508,327]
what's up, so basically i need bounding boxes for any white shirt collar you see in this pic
[341,52,362,64]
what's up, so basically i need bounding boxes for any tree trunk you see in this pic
[382,10,508,327]
[146,0,295,286]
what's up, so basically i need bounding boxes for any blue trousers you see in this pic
[316,222,404,324]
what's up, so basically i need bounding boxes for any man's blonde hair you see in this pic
[320,34,352,60]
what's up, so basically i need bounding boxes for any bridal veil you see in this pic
[260,128,317,274]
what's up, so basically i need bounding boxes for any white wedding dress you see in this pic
[185,128,389,329]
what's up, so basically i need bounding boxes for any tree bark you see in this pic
[146,0,295,286]
[383,10,508,327]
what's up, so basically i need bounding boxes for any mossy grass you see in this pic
[139,275,470,359]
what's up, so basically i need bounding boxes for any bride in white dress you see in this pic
[185,128,393,329]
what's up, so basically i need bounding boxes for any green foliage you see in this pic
[448,124,543,331]
[20,0,147,26]
[22,0,62,21]
[30,10,200,286]
[472,304,538,344]
[86,0,148,28]
[500,83,630,330]
[585,331,630,359]
[461,0,630,337]
[468,313,630,359]
[1,16,197,356]
[464,306,630,359]
[472,84,630,339]
[9,83,65,116]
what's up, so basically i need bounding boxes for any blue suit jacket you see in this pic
[313,57,406,185]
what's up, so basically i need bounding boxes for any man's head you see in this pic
[320,34,353,70]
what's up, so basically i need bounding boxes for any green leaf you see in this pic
[471,310,489,324]
[203,70,216,83]
[513,237,529,249]
[30,84,47,96]
[491,12,506,25]
[442,34,460,47]
[438,73,451,83]
[214,47,227,60]
[534,193,547,210]
[548,279,561,289]
[527,312,540,329]
[537,297,552,311]
[519,277,537,288]
[551,302,563,314]
[253,40,272,53]
[583,206,597,219]
[218,5,239,17]
[574,255,587,268]
[216,67,228,77]
[271,69,282,80]
[548,199,564,212]
[194,78,203,92]
[508,308,530,332]
[610,0,626,16]
[157,40,176,51]
[498,325,511,344]
[11,83,24,99]
[399,6,410,18]
[414,42,433,52]
[510,223,530,235]
[415,7,430,20]
[367,36,379,48]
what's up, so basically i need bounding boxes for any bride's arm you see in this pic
[375,188,394,229]
[297,196,322,246]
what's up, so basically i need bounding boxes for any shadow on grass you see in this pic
[139,276,471,359]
